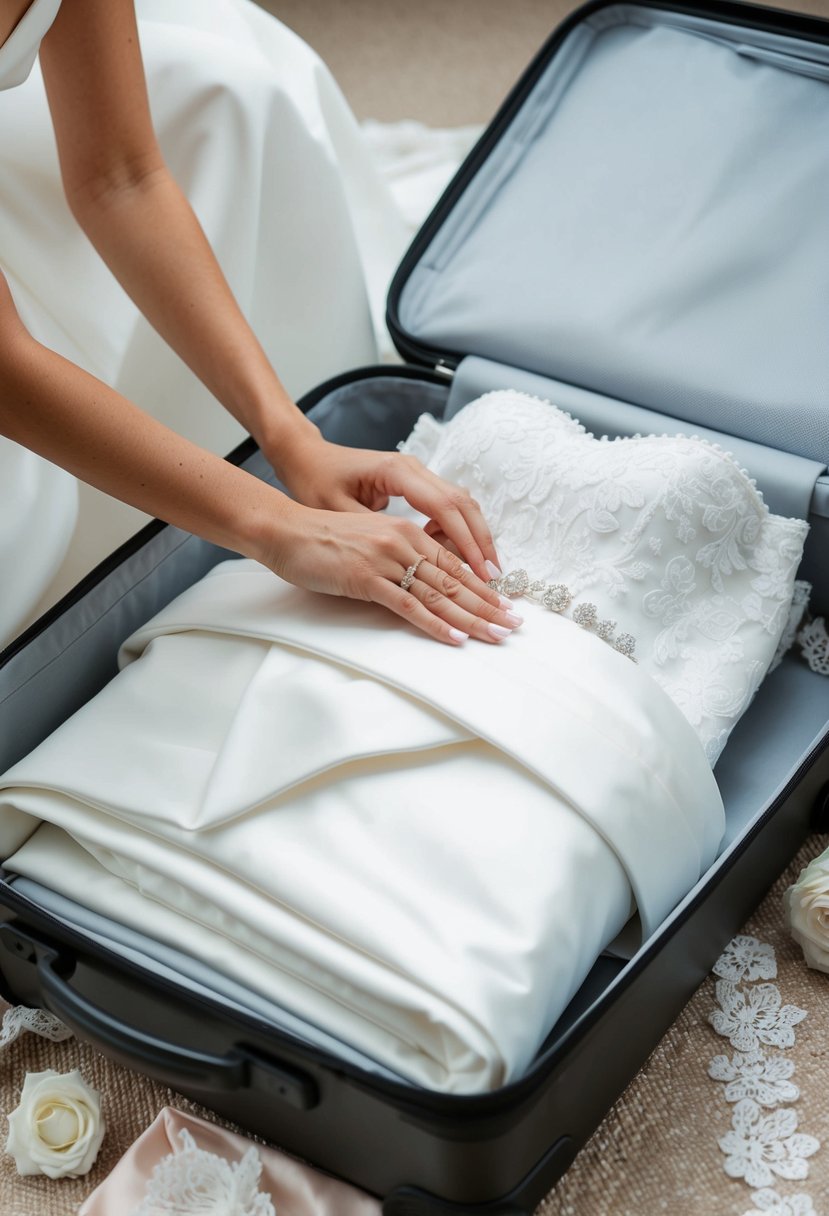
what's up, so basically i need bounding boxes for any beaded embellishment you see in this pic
[489,569,637,661]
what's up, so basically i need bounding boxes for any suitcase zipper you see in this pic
[433,360,455,381]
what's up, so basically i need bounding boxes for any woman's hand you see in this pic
[273,431,501,585]
[262,499,522,647]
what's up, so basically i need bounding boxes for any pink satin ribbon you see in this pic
[79,1106,381,1215]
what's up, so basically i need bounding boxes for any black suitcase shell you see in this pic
[2,3,829,1212]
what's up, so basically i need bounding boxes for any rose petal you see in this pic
[36,1103,80,1149]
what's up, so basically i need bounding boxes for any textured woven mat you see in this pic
[2,837,829,1216]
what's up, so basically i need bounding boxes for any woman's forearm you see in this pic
[38,0,319,480]
[66,163,320,477]
[0,312,296,565]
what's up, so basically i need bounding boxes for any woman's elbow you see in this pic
[61,147,168,230]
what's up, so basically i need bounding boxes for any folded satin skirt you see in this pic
[0,560,724,1092]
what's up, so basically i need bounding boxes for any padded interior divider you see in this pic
[398,3,829,465]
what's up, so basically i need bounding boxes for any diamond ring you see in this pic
[400,555,426,591]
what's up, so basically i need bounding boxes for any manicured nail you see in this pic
[488,623,511,640]
[449,628,468,643]
[504,611,523,627]
[485,560,502,579]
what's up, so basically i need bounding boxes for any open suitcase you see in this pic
[2,1,829,1211]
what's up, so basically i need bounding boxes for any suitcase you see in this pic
[2,1,828,1211]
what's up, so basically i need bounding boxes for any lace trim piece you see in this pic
[797,617,829,677]
[134,1128,275,1216]
[0,1005,72,1049]
[768,582,811,675]
[707,936,820,1211]
[743,1190,817,1215]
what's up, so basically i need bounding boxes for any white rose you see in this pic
[786,850,829,972]
[5,1068,105,1179]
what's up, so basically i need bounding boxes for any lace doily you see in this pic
[797,617,829,677]
[744,1190,817,1215]
[707,936,820,1212]
[134,1127,276,1216]
[0,1004,72,1049]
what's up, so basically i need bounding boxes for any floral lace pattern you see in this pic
[401,392,809,762]
[708,936,820,1214]
[709,1051,799,1107]
[709,982,807,1053]
[134,1128,275,1216]
[714,936,778,984]
[0,1005,72,1049]
[719,1100,818,1188]
[768,582,812,675]
[743,1189,817,1216]
[797,617,829,677]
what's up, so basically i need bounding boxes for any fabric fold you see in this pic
[0,560,724,1092]
[119,560,724,937]
[78,1106,380,1215]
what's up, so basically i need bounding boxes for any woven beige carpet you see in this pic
[2,837,829,1215]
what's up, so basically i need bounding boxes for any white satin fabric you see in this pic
[0,0,60,91]
[0,558,723,1092]
[0,0,407,647]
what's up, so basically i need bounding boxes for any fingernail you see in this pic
[488,623,511,640]
[449,628,468,644]
[504,611,523,627]
[485,560,502,579]
[498,594,514,610]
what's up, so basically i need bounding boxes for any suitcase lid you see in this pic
[386,0,829,468]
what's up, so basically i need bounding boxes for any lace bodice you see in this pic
[401,392,809,762]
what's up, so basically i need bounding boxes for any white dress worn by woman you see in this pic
[0,0,407,647]
[0,392,808,1094]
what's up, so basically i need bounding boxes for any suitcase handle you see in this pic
[34,944,318,1107]
[36,946,250,1091]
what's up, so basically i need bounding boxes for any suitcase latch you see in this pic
[244,1045,320,1110]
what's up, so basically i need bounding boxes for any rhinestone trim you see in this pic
[488,569,637,662]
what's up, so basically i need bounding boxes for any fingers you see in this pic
[422,521,458,558]
[372,579,473,646]
[280,504,515,647]
[430,485,500,582]
[408,558,523,644]
[371,541,522,647]
[382,456,501,581]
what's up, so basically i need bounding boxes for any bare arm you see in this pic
[38,0,311,469]
[0,273,289,562]
[7,0,512,643]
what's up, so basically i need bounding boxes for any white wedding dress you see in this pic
[0,392,808,1093]
[0,0,407,647]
